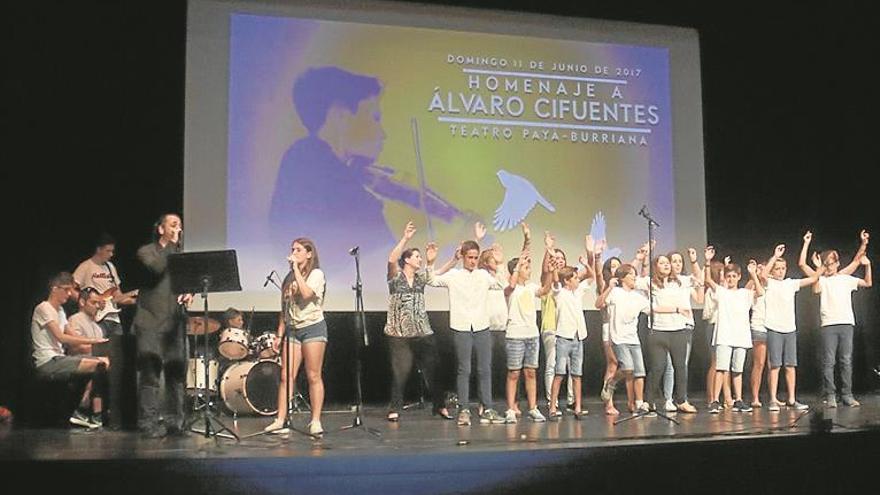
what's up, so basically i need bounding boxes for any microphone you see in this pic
[348,246,360,256]
[638,205,660,227]
[638,205,648,217]
[263,270,276,288]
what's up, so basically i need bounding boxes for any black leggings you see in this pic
[646,328,692,404]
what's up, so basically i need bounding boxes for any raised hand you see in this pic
[747,259,758,274]
[724,256,731,266]
[474,222,487,242]
[521,222,531,242]
[860,230,870,245]
[454,242,464,261]
[585,234,595,255]
[860,256,871,266]
[544,231,555,251]
[425,242,439,265]
[403,221,417,241]
[774,244,786,258]
[803,230,813,243]
[608,277,619,288]
[811,252,822,268]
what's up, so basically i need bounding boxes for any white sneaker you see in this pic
[637,402,651,413]
[308,420,324,436]
[664,399,677,412]
[504,409,518,424]
[527,408,546,422]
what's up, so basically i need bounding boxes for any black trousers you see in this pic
[387,335,443,411]
[645,328,692,405]
[137,326,186,430]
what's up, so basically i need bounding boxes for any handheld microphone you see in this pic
[263,270,276,287]
[348,246,360,256]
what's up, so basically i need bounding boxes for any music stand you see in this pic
[169,250,242,441]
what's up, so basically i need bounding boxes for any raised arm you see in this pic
[433,242,460,277]
[541,231,556,287]
[703,246,718,291]
[762,244,785,279]
[388,221,417,280]
[747,259,764,297]
[798,231,818,278]
[858,257,872,288]
[594,240,607,294]
[840,230,870,276]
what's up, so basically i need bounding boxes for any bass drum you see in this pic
[220,359,280,416]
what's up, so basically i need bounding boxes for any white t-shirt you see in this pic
[73,259,122,323]
[750,292,767,332]
[763,278,802,333]
[818,274,860,327]
[606,287,649,346]
[553,279,593,340]
[67,312,104,355]
[505,282,540,339]
[31,301,67,368]
[287,269,326,329]
[487,271,509,331]
[428,267,503,331]
[676,274,696,327]
[636,277,690,331]
[712,286,754,348]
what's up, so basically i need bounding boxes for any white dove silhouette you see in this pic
[590,211,623,263]
[493,169,555,232]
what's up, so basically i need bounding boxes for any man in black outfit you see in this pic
[134,213,190,438]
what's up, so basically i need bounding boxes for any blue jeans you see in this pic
[821,324,854,400]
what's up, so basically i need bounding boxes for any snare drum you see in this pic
[251,332,279,359]
[186,357,219,394]
[219,359,281,416]
[218,327,250,360]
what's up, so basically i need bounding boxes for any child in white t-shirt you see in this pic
[760,235,821,411]
[803,230,871,407]
[548,265,594,419]
[704,248,764,413]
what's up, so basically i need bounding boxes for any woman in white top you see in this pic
[661,249,703,412]
[266,238,327,436]
[804,230,871,407]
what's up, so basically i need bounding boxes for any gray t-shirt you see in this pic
[31,301,67,368]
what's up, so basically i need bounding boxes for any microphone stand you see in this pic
[615,206,679,426]
[338,248,381,437]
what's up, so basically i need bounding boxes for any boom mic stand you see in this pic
[615,207,679,426]
[338,247,381,437]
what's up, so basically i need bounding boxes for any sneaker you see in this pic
[479,408,505,424]
[787,401,809,411]
[708,401,721,414]
[457,409,472,427]
[308,420,324,436]
[842,397,860,408]
[600,377,616,402]
[89,414,104,428]
[768,401,782,412]
[664,399,677,412]
[69,410,97,429]
[636,402,651,414]
[677,401,697,414]
[527,408,546,423]
[504,409,518,424]
[644,404,658,418]
[732,400,752,413]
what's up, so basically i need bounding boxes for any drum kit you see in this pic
[186,317,294,417]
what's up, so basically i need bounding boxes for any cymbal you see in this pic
[186,316,221,335]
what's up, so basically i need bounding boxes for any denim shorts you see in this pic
[612,343,645,377]
[555,336,584,376]
[285,319,328,345]
[767,329,797,368]
[506,337,540,370]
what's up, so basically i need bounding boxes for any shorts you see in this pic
[715,345,747,373]
[767,329,797,368]
[286,320,328,345]
[36,355,86,380]
[506,337,540,370]
[554,336,584,377]
[751,329,767,343]
[612,343,646,377]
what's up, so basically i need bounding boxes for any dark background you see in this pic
[5,1,878,416]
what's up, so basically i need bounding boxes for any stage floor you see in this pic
[3,393,880,461]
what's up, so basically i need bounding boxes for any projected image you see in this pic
[226,13,673,310]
